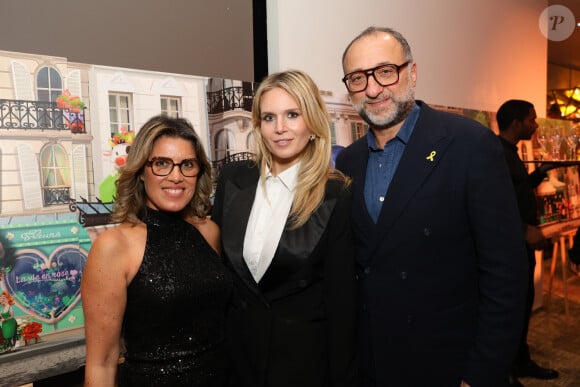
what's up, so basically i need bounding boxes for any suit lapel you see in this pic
[259,193,337,294]
[222,166,339,300]
[220,167,264,299]
[347,140,376,232]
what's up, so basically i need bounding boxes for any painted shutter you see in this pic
[17,143,43,209]
[11,61,34,100]
[71,145,89,200]
[67,70,82,97]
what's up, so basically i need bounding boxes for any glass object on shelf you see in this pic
[564,124,579,160]
[536,125,550,160]
[574,123,580,161]
[547,125,563,160]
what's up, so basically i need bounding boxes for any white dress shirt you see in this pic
[243,162,299,282]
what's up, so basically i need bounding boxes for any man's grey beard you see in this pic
[354,85,415,130]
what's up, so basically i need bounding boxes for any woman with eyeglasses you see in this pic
[82,115,231,386]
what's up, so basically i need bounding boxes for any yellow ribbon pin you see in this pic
[426,151,436,162]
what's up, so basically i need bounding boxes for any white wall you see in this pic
[89,66,208,186]
[267,0,548,115]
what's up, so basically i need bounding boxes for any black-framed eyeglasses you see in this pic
[146,157,200,177]
[342,61,410,93]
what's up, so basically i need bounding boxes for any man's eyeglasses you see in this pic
[342,61,410,93]
[146,157,200,177]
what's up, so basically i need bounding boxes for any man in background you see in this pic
[496,99,559,386]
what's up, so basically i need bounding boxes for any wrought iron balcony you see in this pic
[207,86,253,114]
[212,151,255,175]
[0,99,86,133]
[69,197,114,226]
[43,186,71,206]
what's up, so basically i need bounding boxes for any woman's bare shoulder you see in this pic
[94,222,145,247]
[89,222,147,264]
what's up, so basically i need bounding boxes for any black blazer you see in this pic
[335,101,528,387]
[212,160,357,387]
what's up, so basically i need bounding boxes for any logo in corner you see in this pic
[539,5,576,42]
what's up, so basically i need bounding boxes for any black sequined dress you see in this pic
[118,208,232,386]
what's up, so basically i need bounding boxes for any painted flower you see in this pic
[21,321,43,340]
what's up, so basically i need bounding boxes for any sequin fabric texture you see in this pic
[118,208,232,386]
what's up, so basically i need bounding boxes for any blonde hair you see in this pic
[252,70,349,228]
[111,115,213,224]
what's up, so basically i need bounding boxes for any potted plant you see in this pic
[20,320,42,345]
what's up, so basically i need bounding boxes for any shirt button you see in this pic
[298,280,308,288]
[423,228,431,236]
[400,271,408,280]
[379,196,385,202]
[364,267,371,274]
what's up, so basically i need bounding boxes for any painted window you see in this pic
[330,121,337,145]
[161,96,181,118]
[36,67,63,128]
[40,143,71,205]
[108,93,132,136]
[36,67,63,102]
[215,129,235,161]
[246,131,257,151]
[350,121,369,141]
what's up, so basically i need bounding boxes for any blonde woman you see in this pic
[212,70,357,387]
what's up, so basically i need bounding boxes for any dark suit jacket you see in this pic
[335,101,528,387]
[212,160,357,387]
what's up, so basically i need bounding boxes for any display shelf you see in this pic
[0,334,85,386]
[539,218,580,238]
[522,160,580,165]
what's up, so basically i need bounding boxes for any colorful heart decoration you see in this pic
[2,244,87,324]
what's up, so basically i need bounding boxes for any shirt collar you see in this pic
[266,161,300,192]
[498,135,518,152]
[366,102,421,150]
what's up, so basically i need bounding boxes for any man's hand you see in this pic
[537,162,560,174]
[525,224,546,249]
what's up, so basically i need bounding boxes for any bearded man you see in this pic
[335,27,529,387]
